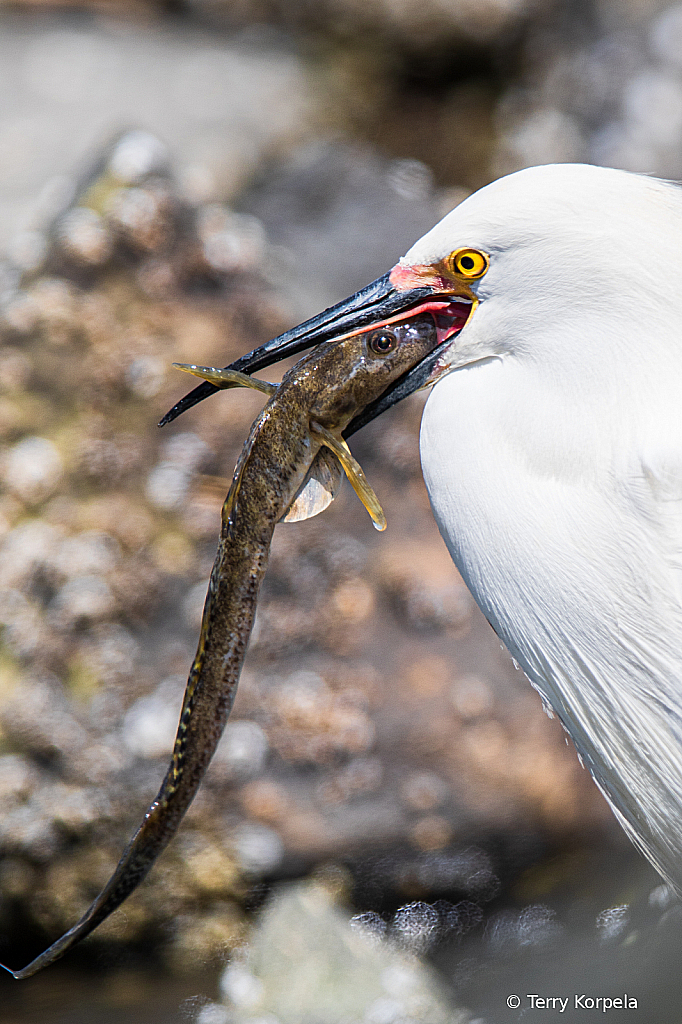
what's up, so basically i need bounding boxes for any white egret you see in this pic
[417,163,682,894]
[165,161,682,895]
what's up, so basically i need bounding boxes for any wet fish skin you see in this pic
[2,313,439,979]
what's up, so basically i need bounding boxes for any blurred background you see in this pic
[0,1,681,1021]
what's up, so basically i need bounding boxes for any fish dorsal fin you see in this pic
[280,447,343,523]
[173,363,277,396]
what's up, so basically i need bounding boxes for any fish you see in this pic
[2,311,441,979]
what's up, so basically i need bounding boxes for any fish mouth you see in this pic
[158,271,472,429]
[340,297,472,438]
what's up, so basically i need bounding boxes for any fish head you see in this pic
[290,312,440,433]
[278,311,441,529]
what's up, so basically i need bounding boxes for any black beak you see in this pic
[158,272,440,429]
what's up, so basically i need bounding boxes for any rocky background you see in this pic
[0,2,682,1023]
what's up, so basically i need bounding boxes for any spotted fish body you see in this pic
[3,313,439,979]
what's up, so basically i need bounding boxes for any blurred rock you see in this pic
[212,720,269,782]
[231,822,284,875]
[392,900,441,953]
[49,574,118,626]
[190,0,543,49]
[0,23,314,253]
[122,674,185,759]
[145,461,193,511]
[241,141,447,317]
[55,206,113,269]
[0,674,89,760]
[492,1,682,184]
[2,436,63,504]
[217,878,466,1024]
[485,902,562,955]
[596,903,630,943]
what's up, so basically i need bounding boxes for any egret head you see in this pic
[397,163,682,385]
[161,162,682,431]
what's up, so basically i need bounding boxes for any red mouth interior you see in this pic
[410,298,473,345]
[362,298,472,347]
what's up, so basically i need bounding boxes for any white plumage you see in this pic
[415,164,682,892]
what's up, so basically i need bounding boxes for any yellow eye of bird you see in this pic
[450,248,489,279]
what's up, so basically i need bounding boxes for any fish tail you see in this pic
[2,526,261,979]
[1,796,172,978]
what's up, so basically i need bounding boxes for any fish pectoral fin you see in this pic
[310,421,387,532]
[173,364,277,397]
[280,447,343,523]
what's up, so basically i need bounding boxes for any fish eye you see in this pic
[449,247,489,279]
[368,329,397,355]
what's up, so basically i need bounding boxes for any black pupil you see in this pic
[460,255,475,270]
[370,330,396,353]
